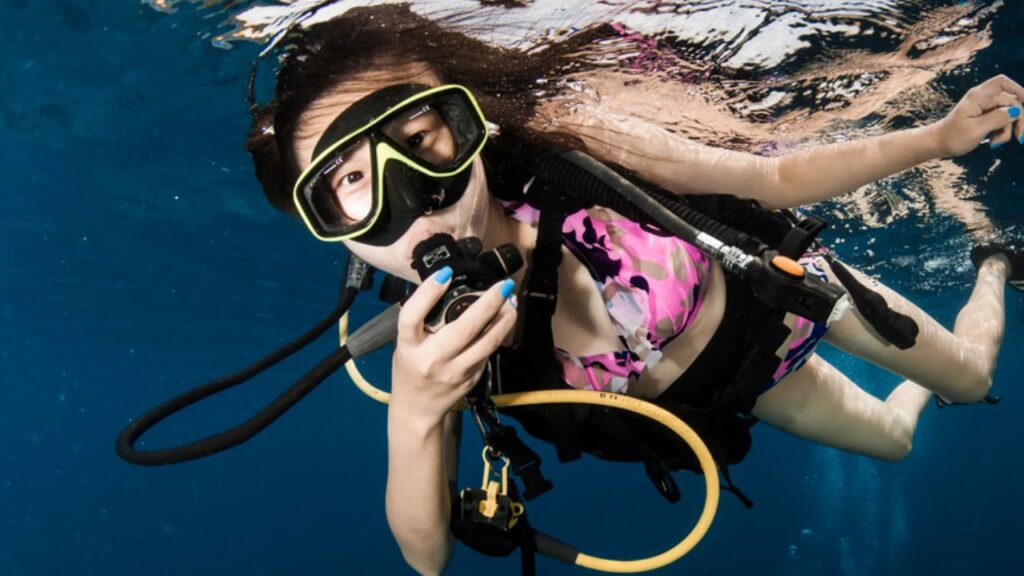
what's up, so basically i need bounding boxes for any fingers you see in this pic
[440,278,516,353]
[971,88,1018,121]
[975,74,1024,102]
[398,273,517,377]
[983,91,1022,148]
[972,75,1024,147]
[459,301,518,369]
[430,277,517,376]
[991,74,1024,103]
[397,266,453,343]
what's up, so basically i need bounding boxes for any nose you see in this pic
[383,162,429,217]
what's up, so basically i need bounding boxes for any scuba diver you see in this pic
[119,4,1024,575]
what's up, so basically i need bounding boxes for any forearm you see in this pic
[547,104,946,210]
[556,106,779,205]
[386,406,457,576]
[773,123,944,208]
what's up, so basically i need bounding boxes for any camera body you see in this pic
[411,234,523,332]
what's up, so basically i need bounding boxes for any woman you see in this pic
[246,6,1023,574]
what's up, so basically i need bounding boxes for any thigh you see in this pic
[751,354,910,461]
[811,255,986,400]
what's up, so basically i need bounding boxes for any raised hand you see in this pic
[389,267,518,429]
[932,74,1024,156]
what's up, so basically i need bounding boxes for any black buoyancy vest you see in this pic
[481,154,919,507]
[490,179,808,507]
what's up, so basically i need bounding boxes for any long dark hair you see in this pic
[246,3,615,215]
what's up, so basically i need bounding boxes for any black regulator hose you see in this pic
[117,344,353,465]
[535,151,845,325]
[535,152,767,256]
[116,257,372,466]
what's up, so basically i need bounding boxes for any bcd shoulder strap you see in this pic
[497,184,587,464]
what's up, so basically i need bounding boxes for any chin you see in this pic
[341,239,415,284]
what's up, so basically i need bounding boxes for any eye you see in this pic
[405,132,426,149]
[330,169,363,190]
[342,171,364,186]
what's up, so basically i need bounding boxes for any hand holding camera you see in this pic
[389,234,522,428]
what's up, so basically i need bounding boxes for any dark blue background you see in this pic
[2,1,1022,574]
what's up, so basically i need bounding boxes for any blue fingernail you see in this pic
[500,278,516,299]
[1019,134,1024,145]
[434,266,453,284]
[1009,106,1021,119]
[991,140,1004,149]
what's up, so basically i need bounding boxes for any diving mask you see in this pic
[294,83,490,246]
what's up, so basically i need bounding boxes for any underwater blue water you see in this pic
[3,1,1024,575]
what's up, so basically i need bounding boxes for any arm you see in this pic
[384,273,517,575]
[555,75,1024,210]
[386,407,461,576]
[768,74,1024,207]
[555,106,787,207]
[770,124,942,209]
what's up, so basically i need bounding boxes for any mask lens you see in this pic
[381,91,485,171]
[295,86,488,242]
[303,136,374,231]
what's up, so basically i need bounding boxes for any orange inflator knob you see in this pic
[770,255,805,278]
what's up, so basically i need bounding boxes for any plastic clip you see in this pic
[460,447,524,530]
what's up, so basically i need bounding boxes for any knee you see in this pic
[945,357,993,404]
[956,375,993,404]
[877,411,914,462]
[927,339,994,404]
[878,437,912,463]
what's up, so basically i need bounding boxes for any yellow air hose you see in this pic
[340,311,720,573]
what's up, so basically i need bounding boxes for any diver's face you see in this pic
[316,104,460,226]
[293,74,491,283]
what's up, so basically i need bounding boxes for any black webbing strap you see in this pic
[487,423,554,501]
[824,254,918,350]
[777,215,827,260]
[525,192,566,327]
[512,193,590,464]
[469,393,554,501]
[696,296,789,510]
[712,302,791,416]
[506,478,537,576]
[709,412,755,509]
[519,199,562,372]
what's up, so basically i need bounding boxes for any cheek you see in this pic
[343,241,417,282]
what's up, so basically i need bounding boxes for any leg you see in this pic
[814,254,1009,403]
[751,354,932,461]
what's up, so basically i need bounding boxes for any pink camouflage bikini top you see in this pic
[504,200,827,396]
[505,200,713,395]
